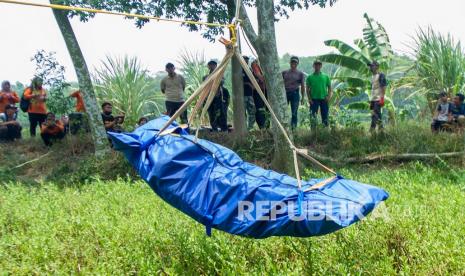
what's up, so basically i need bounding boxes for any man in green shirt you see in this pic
[306,60,332,127]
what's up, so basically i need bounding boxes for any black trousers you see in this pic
[166,101,188,124]
[28,113,47,137]
[208,96,229,132]
[0,124,22,142]
[370,101,383,130]
[253,92,268,129]
[41,131,65,146]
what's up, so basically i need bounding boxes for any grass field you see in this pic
[1,163,464,274]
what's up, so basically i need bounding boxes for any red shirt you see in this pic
[70,90,85,112]
[41,120,64,135]
[23,88,47,114]
[0,91,20,113]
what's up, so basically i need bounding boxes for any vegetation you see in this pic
[2,1,465,274]
[1,163,464,274]
[401,27,465,112]
[94,56,164,129]
[318,14,412,123]
[32,50,74,116]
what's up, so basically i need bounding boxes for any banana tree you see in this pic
[318,13,409,124]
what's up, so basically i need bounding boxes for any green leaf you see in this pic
[318,54,370,75]
[324,40,371,64]
[346,101,370,110]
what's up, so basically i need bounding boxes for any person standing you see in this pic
[23,77,47,137]
[0,81,20,114]
[282,56,305,129]
[160,63,187,123]
[368,61,387,131]
[70,90,85,112]
[251,59,269,129]
[306,60,332,128]
[242,56,256,130]
[203,60,230,132]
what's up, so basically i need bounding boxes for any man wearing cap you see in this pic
[306,60,332,128]
[161,63,187,123]
[282,56,306,129]
[203,60,230,132]
[368,61,387,131]
[0,104,22,142]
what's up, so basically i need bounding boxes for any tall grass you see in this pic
[1,164,464,274]
[402,27,465,111]
[94,56,165,128]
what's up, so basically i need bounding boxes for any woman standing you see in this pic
[23,77,47,137]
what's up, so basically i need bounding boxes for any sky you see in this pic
[1,0,465,83]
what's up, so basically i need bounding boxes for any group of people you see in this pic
[281,57,386,131]
[160,60,231,132]
[431,92,465,133]
[2,56,462,146]
[0,78,79,146]
[158,56,387,133]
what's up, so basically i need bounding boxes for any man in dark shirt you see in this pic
[203,60,230,132]
[243,56,256,130]
[282,56,305,129]
[450,93,465,130]
[101,102,124,133]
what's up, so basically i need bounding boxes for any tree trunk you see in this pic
[305,150,465,164]
[250,0,292,173]
[50,3,109,156]
[231,55,247,141]
[226,0,247,142]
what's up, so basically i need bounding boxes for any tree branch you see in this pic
[304,150,465,165]
[238,3,259,48]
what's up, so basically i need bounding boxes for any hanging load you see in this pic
[109,116,389,239]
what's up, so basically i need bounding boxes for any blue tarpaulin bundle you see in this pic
[109,116,389,239]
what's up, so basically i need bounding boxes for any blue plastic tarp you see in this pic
[109,116,388,238]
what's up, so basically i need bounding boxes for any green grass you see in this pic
[296,121,465,160]
[1,164,464,274]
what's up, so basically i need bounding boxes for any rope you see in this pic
[240,26,259,59]
[158,46,235,135]
[234,51,337,176]
[0,0,232,29]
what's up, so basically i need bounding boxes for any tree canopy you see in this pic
[58,0,337,40]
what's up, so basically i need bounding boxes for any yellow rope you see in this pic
[0,0,233,29]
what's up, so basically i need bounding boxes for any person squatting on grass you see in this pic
[0,104,22,142]
[0,81,20,115]
[449,93,465,130]
[368,61,387,132]
[40,112,65,147]
[431,92,451,133]
[203,60,230,132]
[306,60,332,128]
[161,63,188,124]
[23,77,47,137]
[101,102,124,133]
[282,56,306,129]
